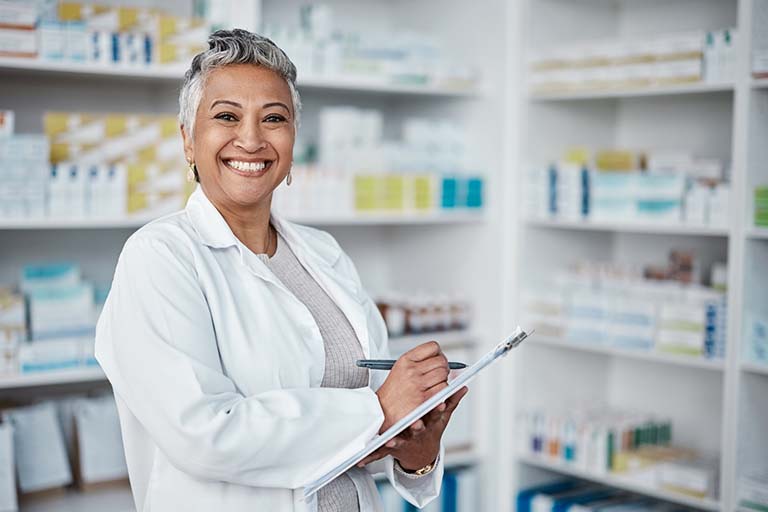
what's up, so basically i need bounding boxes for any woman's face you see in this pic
[182,64,295,213]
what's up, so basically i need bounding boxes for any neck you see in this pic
[209,193,275,256]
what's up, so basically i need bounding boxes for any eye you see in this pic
[214,112,237,122]
[264,113,288,123]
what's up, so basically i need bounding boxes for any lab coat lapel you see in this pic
[272,216,372,359]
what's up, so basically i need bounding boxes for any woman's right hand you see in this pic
[375,341,450,433]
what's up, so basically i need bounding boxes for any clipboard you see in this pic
[303,326,531,499]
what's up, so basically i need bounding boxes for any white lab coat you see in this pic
[95,186,443,512]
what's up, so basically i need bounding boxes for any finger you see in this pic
[423,380,449,398]
[444,386,469,414]
[420,359,450,378]
[414,353,449,374]
[406,341,442,362]
[409,419,425,432]
[357,448,392,467]
[419,367,450,392]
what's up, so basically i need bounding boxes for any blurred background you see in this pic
[0,0,766,511]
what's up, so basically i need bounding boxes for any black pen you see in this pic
[356,359,467,370]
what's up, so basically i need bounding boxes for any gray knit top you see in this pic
[258,232,368,512]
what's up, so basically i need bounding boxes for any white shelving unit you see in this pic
[518,455,721,512]
[746,226,768,239]
[0,211,485,231]
[741,362,768,376]
[0,367,106,390]
[0,1,506,510]
[500,0,768,510]
[530,336,726,372]
[525,218,730,237]
[530,82,735,101]
[0,57,481,97]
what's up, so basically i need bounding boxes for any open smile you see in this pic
[222,159,274,176]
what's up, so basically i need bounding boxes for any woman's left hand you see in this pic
[356,386,469,471]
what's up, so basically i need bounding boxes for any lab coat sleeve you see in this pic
[333,246,444,508]
[95,234,385,490]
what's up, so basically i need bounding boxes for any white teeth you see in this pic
[227,160,267,172]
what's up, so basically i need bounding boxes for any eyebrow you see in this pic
[263,102,291,113]
[210,100,242,110]
[209,100,291,113]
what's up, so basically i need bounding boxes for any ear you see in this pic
[180,124,194,163]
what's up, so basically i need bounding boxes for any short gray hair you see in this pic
[178,29,302,140]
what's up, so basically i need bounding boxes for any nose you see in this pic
[233,120,268,152]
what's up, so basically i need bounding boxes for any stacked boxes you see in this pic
[0,262,107,376]
[522,257,728,360]
[0,0,38,57]
[262,4,478,90]
[529,29,738,94]
[0,1,209,67]
[272,108,484,217]
[517,407,720,500]
[0,134,49,219]
[517,407,674,474]
[744,313,768,366]
[0,289,25,376]
[44,111,189,218]
[526,149,729,227]
[151,11,207,66]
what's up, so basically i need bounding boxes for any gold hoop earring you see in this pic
[187,161,196,183]
[286,170,292,186]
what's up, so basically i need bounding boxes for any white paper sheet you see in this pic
[303,327,530,499]
[75,395,129,483]
[0,422,17,512]
[4,402,72,493]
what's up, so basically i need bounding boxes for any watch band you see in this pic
[394,455,439,479]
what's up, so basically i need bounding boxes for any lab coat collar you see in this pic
[184,185,343,271]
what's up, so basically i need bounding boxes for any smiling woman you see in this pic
[94,29,465,512]
[181,64,296,256]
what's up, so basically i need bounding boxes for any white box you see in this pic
[0,110,13,136]
[3,402,72,494]
[0,422,16,512]
[0,27,36,56]
[0,0,37,28]
[74,396,129,485]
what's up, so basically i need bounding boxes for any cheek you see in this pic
[273,129,295,159]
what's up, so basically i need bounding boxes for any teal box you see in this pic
[441,176,458,209]
[466,177,483,208]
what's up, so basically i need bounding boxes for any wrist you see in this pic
[394,454,439,477]
[396,451,439,473]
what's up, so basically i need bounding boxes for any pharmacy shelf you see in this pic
[517,455,721,511]
[0,211,485,230]
[529,82,734,101]
[0,216,158,230]
[746,227,768,239]
[0,367,106,390]
[288,211,486,226]
[0,57,479,97]
[741,362,768,376]
[530,336,726,371]
[751,78,768,89]
[388,330,478,355]
[525,218,730,237]
[20,483,134,512]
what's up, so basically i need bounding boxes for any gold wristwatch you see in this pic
[394,456,438,478]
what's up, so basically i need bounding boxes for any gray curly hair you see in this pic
[178,29,302,142]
